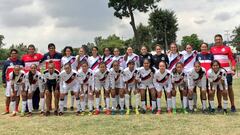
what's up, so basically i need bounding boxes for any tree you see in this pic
[181,34,203,51]
[9,43,28,58]
[108,0,160,51]
[0,34,5,48]
[136,23,152,50]
[148,8,178,53]
[232,25,240,52]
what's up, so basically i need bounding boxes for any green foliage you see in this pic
[9,43,28,58]
[149,8,178,53]
[181,34,203,51]
[0,48,9,60]
[0,34,5,48]
[232,25,240,51]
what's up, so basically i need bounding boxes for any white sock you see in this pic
[81,101,85,111]
[210,100,215,109]
[111,98,116,110]
[64,95,68,108]
[71,95,74,107]
[172,96,176,109]
[202,100,206,110]
[10,101,16,113]
[84,95,88,104]
[59,99,64,112]
[40,98,45,112]
[151,101,156,111]
[106,98,110,110]
[88,100,93,111]
[189,99,193,110]
[193,93,197,106]
[116,95,120,105]
[120,98,125,110]
[183,96,188,109]
[141,101,146,110]
[135,93,140,109]
[76,99,80,112]
[157,98,161,111]
[27,99,33,112]
[125,94,130,109]
[22,101,27,113]
[96,98,100,110]
[167,98,172,110]
[223,100,228,109]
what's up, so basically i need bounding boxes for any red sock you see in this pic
[6,106,10,112]
[15,105,19,112]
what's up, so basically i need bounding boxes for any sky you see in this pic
[0,0,239,53]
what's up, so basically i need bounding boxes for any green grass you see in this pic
[0,79,240,135]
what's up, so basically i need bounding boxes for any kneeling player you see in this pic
[110,60,124,115]
[171,62,188,114]
[188,61,207,113]
[43,61,60,116]
[94,62,111,115]
[137,59,156,114]
[59,63,80,116]
[207,60,228,114]
[9,65,25,116]
[78,61,94,115]
[153,61,172,115]
[123,60,139,115]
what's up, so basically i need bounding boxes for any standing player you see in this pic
[153,61,172,114]
[171,62,188,114]
[2,49,24,115]
[110,60,124,115]
[102,47,114,69]
[88,47,102,73]
[61,46,77,111]
[207,60,228,114]
[9,65,25,116]
[59,63,80,116]
[210,34,236,112]
[187,61,207,113]
[78,61,94,115]
[137,59,156,114]
[76,47,88,70]
[43,61,60,116]
[168,43,183,72]
[123,60,139,115]
[112,48,126,68]
[94,63,111,115]
[153,44,169,70]
[124,47,139,69]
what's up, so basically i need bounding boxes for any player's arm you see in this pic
[228,48,236,74]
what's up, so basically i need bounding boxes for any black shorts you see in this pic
[46,80,58,92]
[226,74,233,86]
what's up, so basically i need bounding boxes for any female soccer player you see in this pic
[9,65,25,116]
[124,47,139,69]
[61,46,77,111]
[43,61,60,116]
[88,47,102,73]
[188,61,207,113]
[94,62,111,115]
[171,62,188,114]
[153,61,172,115]
[168,43,183,72]
[123,60,139,115]
[102,47,114,69]
[137,59,156,114]
[76,47,88,70]
[112,48,125,68]
[110,60,124,115]
[22,64,44,117]
[207,60,228,114]
[59,63,80,116]
[78,61,94,115]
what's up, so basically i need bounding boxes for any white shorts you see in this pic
[155,84,172,93]
[212,82,225,91]
[60,83,79,94]
[189,81,206,91]
[113,82,124,89]
[95,82,109,92]
[173,82,186,91]
[125,83,136,92]
[81,84,90,93]
[5,81,21,97]
[138,82,154,89]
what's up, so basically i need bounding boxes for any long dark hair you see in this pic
[63,46,73,56]
[172,62,183,74]
[194,61,204,76]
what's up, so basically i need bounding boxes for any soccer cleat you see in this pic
[111,110,116,115]
[80,111,85,116]
[45,111,50,116]
[76,111,80,116]
[202,109,208,114]
[26,112,32,117]
[125,109,130,115]
[88,111,93,116]
[210,108,215,114]
[129,105,133,110]
[217,106,223,113]
[172,108,177,114]
[135,109,140,115]
[10,112,17,117]
[54,111,58,116]
[70,106,74,111]
[1,111,9,115]
[156,110,161,115]
[183,109,188,114]
[94,110,100,115]
[223,109,228,115]
[63,107,67,111]
[20,112,25,117]
[58,112,63,116]
[140,109,146,114]
[193,105,197,112]
[231,106,236,113]
[120,110,124,115]
[40,111,45,116]
[105,109,111,115]
[188,109,194,114]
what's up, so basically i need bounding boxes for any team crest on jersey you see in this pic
[10,63,13,66]
[148,56,151,59]
[34,56,37,59]
[161,57,165,60]
[47,56,50,59]
[221,48,226,52]
[198,57,201,60]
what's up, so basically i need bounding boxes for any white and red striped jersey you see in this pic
[112,55,126,68]
[153,70,172,91]
[9,70,25,85]
[88,55,102,73]
[171,71,187,85]
[122,67,138,85]
[61,56,77,71]
[168,53,183,72]
[94,70,111,87]
[25,71,44,92]
[75,55,88,70]
[59,69,78,86]
[210,45,236,74]
[181,50,197,73]
[187,67,206,90]
[78,68,94,86]
[102,55,114,69]
[110,68,124,89]
[207,68,227,83]
[124,53,139,69]
[136,67,154,84]
[22,53,43,72]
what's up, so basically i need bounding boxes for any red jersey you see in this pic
[210,45,236,74]
[22,53,43,72]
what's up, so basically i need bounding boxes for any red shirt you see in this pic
[22,53,43,72]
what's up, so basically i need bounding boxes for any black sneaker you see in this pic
[45,111,50,116]
[63,107,67,111]
[223,109,228,115]
[70,106,74,111]
[231,106,236,113]
[188,109,194,113]
[202,109,208,114]
[217,106,223,113]
[59,112,63,116]
[54,110,58,116]
[210,108,215,114]
[140,109,146,114]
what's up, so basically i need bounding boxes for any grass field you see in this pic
[0,79,240,135]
